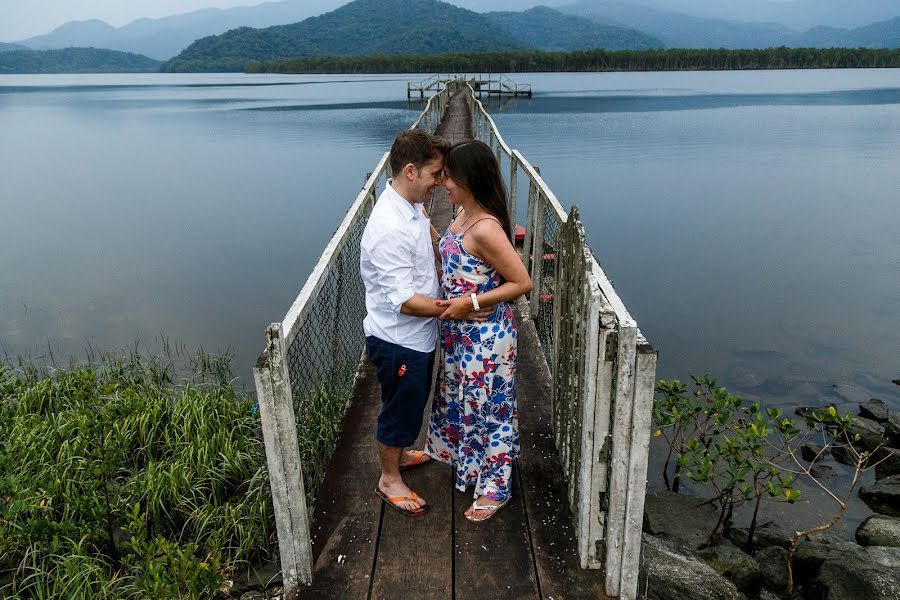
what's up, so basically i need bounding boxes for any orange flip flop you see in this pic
[375,488,429,517]
[399,450,433,471]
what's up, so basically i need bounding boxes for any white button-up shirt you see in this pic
[360,181,440,353]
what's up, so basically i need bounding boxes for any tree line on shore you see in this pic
[246,47,900,74]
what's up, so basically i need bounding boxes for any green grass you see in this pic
[0,353,275,599]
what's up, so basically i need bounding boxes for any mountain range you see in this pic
[162,0,667,72]
[0,48,160,74]
[11,0,900,62]
[563,1,900,49]
[485,6,663,52]
[13,0,326,60]
[0,42,26,53]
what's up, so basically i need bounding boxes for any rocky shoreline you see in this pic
[641,392,900,600]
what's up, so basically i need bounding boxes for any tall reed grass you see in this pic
[0,351,275,599]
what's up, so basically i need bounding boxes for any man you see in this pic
[360,129,451,516]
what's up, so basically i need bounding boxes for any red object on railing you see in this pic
[515,224,525,241]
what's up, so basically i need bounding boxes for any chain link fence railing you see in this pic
[462,82,658,600]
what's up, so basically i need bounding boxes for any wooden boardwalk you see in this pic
[298,92,609,600]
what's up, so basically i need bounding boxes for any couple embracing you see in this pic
[360,129,532,522]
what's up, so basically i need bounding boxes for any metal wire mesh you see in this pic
[266,82,455,513]
[536,201,563,368]
[283,198,372,509]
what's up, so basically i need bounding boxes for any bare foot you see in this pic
[464,496,504,521]
[378,476,427,512]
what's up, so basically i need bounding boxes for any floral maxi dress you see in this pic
[425,226,520,502]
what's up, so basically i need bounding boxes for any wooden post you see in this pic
[528,191,546,318]
[253,326,314,597]
[604,322,638,597]
[588,262,618,569]
[507,154,518,239]
[521,178,537,292]
[619,341,658,600]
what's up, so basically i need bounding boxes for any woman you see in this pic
[424,140,533,522]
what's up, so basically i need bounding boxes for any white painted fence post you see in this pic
[253,325,314,598]
[619,342,658,600]
[528,192,546,319]
[508,154,518,239]
[605,322,638,598]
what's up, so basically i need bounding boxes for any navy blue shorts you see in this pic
[365,335,435,448]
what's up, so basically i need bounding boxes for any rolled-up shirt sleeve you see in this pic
[367,232,415,312]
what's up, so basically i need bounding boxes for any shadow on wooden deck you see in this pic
[299,308,609,600]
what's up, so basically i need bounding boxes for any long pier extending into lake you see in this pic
[253,78,656,600]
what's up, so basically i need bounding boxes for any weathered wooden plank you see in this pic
[522,179,538,293]
[575,243,604,568]
[371,398,453,600]
[587,303,617,570]
[257,326,314,598]
[604,324,638,597]
[528,192,546,318]
[454,464,541,600]
[515,307,610,600]
[618,343,658,600]
[507,155,518,239]
[297,361,383,599]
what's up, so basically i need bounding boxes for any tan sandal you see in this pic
[465,497,510,522]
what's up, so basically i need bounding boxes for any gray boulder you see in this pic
[755,546,788,594]
[811,464,837,478]
[859,474,900,517]
[860,398,890,423]
[867,546,900,569]
[697,541,763,595]
[813,556,900,599]
[856,515,900,547]
[792,538,868,584]
[639,534,745,600]
[644,491,718,549]
[725,523,791,551]
[832,416,888,466]
[886,414,900,445]
[875,447,900,480]
[800,441,826,462]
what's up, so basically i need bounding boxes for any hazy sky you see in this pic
[0,0,255,41]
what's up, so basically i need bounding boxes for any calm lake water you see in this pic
[2,71,898,398]
[2,69,898,531]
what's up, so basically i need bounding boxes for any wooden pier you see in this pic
[297,91,605,600]
[255,80,655,600]
[408,74,532,98]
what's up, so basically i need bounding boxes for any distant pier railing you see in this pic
[408,73,531,98]
[254,78,654,600]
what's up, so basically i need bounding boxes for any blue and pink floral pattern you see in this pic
[425,228,519,501]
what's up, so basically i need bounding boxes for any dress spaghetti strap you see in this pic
[461,217,501,236]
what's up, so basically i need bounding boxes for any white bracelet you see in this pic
[470,293,480,311]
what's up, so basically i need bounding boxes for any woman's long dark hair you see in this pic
[445,140,511,240]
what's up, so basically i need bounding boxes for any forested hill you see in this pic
[162,0,529,73]
[0,42,26,53]
[484,6,664,51]
[0,47,161,73]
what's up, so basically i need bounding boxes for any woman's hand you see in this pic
[436,296,478,321]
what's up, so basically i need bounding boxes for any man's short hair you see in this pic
[389,129,450,176]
